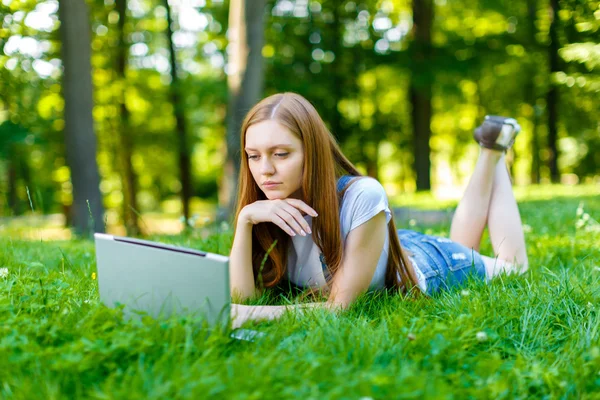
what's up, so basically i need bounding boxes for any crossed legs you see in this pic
[450,148,529,280]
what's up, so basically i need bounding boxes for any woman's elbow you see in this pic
[230,285,260,303]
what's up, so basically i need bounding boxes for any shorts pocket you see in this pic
[419,236,475,272]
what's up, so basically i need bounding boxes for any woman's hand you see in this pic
[230,303,334,329]
[238,199,318,237]
[230,303,286,329]
[230,304,253,329]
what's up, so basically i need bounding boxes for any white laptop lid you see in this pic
[94,233,230,327]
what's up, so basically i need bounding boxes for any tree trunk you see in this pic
[7,157,17,215]
[409,0,433,191]
[527,0,541,184]
[527,73,541,184]
[58,0,105,236]
[115,0,140,235]
[164,0,192,222]
[219,0,266,222]
[365,142,379,180]
[547,0,560,182]
[410,86,432,190]
[330,0,343,139]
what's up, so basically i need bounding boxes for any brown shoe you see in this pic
[473,115,521,151]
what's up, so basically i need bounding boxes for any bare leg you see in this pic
[483,154,528,278]
[450,148,502,251]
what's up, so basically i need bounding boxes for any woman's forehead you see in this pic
[245,120,301,150]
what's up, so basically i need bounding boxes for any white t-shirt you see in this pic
[285,176,427,292]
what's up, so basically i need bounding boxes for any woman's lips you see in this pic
[263,183,281,189]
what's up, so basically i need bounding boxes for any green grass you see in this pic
[1,185,599,399]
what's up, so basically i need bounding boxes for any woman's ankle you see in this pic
[479,148,503,165]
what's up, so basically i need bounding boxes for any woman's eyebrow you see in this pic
[244,144,294,151]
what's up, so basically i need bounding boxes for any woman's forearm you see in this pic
[229,214,258,300]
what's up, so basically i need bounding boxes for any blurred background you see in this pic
[0,0,598,239]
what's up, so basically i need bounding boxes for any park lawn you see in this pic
[0,186,599,399]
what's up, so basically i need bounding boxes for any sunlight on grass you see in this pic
[389,182,599,210]
[0,205,218,241]
[2,184,597,241]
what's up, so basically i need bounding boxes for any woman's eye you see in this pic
[247,153,287,160]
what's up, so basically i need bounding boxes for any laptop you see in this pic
[94,233,231,327]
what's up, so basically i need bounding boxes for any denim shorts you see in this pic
[397,229,487,296]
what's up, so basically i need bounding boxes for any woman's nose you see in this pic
[259,158,275,174]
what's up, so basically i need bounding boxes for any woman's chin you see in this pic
[262,186,301,200]
[265,193,288,200]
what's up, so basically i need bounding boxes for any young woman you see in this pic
[229,93,528,328]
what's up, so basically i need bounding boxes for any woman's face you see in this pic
[245,120,304,200]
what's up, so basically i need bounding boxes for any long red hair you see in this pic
[232,93,419,294]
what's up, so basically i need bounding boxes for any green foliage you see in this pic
[0,0,598,226]
[0,0,229,219]
[0,121,29,156]
[0,188,599,397]
[560,42,600,71]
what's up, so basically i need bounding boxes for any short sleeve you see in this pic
[339,177,392,239]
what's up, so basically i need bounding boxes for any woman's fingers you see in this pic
[284,198,318,217]
[276,207,307,236]
[280,205,312,236]
[251,198,317,237]
[273,214,298,237]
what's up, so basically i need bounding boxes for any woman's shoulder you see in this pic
[340,175,388,200]
[338,175,392,234]
[341,175,385,190]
